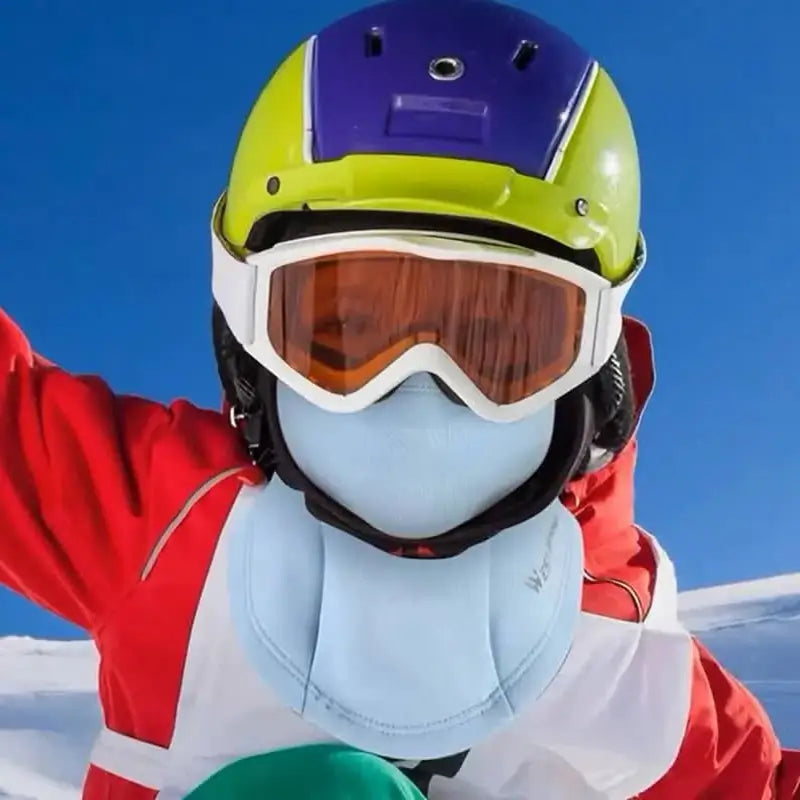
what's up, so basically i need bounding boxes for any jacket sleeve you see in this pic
[639,638,800,799]
[0,309,249,633]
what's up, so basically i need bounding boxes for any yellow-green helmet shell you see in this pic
[220,4,641,283]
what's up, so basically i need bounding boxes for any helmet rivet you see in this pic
[266,176,281,195]
[429,56,465,81]
[574,197,589,216]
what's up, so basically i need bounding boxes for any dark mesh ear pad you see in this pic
[589,334,635,454]
[212,303,242,407]
[212,302,278,470]
[212,303,261,411]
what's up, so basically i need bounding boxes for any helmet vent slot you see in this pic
[512,40,538,70]
[365,27,383,57]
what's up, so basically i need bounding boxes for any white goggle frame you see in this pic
[212,218,642,423]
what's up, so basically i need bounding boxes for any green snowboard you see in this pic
[184,742,427,799]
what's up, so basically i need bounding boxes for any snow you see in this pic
[1,574,799,799]
[678,573,800,748]
[0,639,99,799]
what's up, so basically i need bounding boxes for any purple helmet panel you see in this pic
[387,95,489,144]
[311,0,593,178]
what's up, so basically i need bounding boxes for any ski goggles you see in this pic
[212,216,642,423]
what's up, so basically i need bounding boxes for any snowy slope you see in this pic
[679,573,800,746]
[0,639,100,799]
[1,574,799,799]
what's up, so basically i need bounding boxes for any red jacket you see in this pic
[1,308,798,799]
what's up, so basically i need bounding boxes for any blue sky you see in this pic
[1,0,798,639]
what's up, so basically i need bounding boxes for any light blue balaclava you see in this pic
[276,372,555,536]
[227,373,584,758]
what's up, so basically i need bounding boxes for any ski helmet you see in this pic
[211,0,645,556]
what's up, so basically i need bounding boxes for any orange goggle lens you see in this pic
[267,251,586,406]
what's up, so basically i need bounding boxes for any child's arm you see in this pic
[639,638,800,799]
[571,416,799,800]
[0,309,251,633]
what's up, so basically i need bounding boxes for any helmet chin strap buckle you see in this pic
[229,404,266,463]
